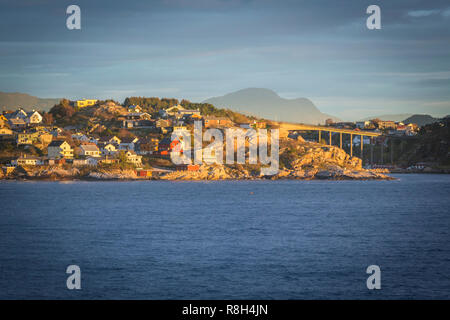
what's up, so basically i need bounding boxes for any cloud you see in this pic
[407,10,441,17]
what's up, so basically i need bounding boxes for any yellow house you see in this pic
[0,127,13,135]
[75,99,98,108]
[48,140,73,159]
[17,132,39,145]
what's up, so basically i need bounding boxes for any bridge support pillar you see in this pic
[340,133,342,149]
[370,137,374,165]
[350,134,353,157]
[361,135,364,164]
[329,131,332,146]
[318,130,321,144]
[380,141,384,164]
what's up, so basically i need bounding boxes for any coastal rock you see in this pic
[88,169,137,180]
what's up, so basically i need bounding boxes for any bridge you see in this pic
[277,122,383,158]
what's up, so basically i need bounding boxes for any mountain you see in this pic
[403,114,441,127]
[0,92,61,112]
[203,88,339,125]
[360,114,413,122]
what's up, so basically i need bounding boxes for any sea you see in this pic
[0,174,449,299]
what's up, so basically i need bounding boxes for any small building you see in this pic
[8,118,27,130]
[127,105,142,113]
[136,137,159,155]
[355,121,370,129]
[175,164,200,171]
[125,150,142,166]
[0,127,13,136]
[79,144,101,157]
[11,155,44,166]
[204,116,233,128]
[26,110,43,124]
[99,142,118,155]
[48,140,74,159]
[119,137,138,151]
[378,120,397,130]
[75,99,98,108]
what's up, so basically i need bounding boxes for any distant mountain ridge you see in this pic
[0,92,60,112]
[203,88,340,125]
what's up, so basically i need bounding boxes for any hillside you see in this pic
[0,92,60,112]
[203,88,339,125]
[360,114,413,122]
[403,114,440,127]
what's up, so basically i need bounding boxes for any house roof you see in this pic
[48,140,67,147]
[80,144,99,152]
[120,137,137,143]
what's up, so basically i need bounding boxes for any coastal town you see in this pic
[0,97,448,180]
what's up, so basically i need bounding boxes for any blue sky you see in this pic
[0,0,449,120]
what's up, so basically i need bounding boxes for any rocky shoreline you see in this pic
[1,140,396,181]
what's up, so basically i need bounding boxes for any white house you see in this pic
[11,155,44,166]
[79,144,101,157]
[125,150,142,166]
[99,143,118,155]
[119,137,138,151]
[355,121,371,129]
[26,111,43,124]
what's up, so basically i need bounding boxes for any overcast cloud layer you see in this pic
[0,0,449,120]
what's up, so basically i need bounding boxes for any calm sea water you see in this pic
[0,174,449,299]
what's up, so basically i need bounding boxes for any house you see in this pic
[50,127,63,137]
[119,137,138,151]
[124,112,151,120]
[122,119,154,128]
[127,105,142,113]
[355,121,371,129]
[136,137,159,155]
[176,109,201,119]
[165,105,186,116]
[255,121,267,129]
[377,120,397,130]
[99,135,121,145]
[79,144,101,157]
[158,137,183,155]
[11,155,44,166]
[8,118,27,130]
[75,99,97,108]
[6,109,28,120]
[99,142,118,155]
[72,133,90,142]
[204,116,233,128]
[158,109,169,118]
[26,110,42,124]
[125,150,142,166]
[17,131,39,145]
[47,140,74,159]
[98,156,119,165]
[156,119,172,128]
[0,127,13,136]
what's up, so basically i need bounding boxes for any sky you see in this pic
[0,0,449,120]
